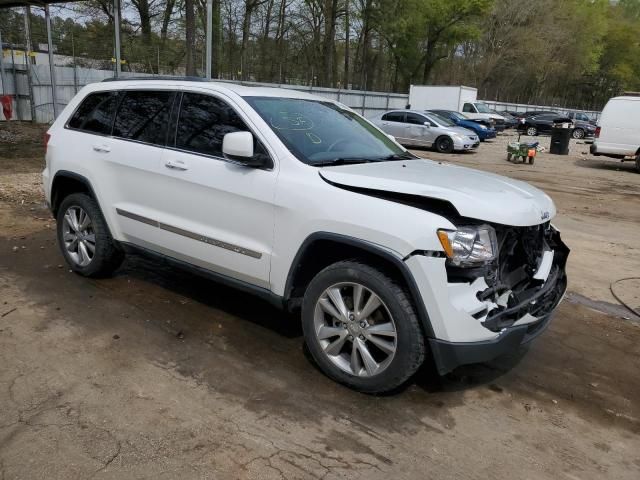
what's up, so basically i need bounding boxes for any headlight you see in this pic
[437,225,498,266]
[479,124,487,130]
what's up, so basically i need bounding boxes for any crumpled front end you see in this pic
[407,222,569,375]
[446,222,568,333]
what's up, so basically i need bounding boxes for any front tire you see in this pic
[435,136,454,153]
[56,193,124,277]
[635,153,640,173]
[526,126,538,136]
[301,261,426,394]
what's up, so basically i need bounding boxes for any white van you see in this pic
[590,95,640,172]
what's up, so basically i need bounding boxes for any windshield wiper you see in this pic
[313,157,378,167]
[381,152,419,161]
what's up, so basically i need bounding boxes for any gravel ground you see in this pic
[1,122,639,479]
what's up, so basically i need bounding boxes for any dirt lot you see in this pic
[1,122,639,479]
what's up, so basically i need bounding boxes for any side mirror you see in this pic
[222,131,266,168]
[423,121,431,127]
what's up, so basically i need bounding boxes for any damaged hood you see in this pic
[319,159,556,226]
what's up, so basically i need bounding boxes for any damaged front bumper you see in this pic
[406,223,569,375]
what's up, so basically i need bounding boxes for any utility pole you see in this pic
[205,0,213,79]
[113,0,122,76]
[344,0,350,89]
[45,5,59,118]
[23,6,36,122]
[0,28,6,95]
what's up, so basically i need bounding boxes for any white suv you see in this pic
[43,78,569,393]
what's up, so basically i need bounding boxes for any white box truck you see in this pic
[409,85,506,129]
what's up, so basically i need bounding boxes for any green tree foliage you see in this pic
[1,0,639,109]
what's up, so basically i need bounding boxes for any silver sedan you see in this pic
[370,110,480,153]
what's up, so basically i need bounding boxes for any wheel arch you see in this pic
[51,171,99,217]
[284,232,435,338]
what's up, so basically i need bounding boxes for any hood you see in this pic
[489,114,506,121]
[458,120,485,130]
[319,159,556,226]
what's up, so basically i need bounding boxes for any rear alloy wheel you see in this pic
[572,128,585,139]
[526,126,538,136]
[302,261,425,393]
[56,193,124,277]
[435,136,454,153]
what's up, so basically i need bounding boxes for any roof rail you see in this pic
[102,75,209,83]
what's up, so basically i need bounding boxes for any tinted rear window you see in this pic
[67,92,119,135]
[382,112,404,122]
[113,90,175,146]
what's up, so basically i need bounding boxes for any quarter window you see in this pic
[67,92,119,135]
[175,93,251,157]
[113,90,174,146]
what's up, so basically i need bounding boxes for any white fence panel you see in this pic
[1,65,601,124]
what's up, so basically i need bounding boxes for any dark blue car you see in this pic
[429,110,497,141]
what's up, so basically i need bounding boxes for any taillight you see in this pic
[595,126,601,138]
[44,132,51,153]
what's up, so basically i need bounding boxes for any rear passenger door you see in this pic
[379,112,406,140]
[149,91,277,288]
[102,89,176,242]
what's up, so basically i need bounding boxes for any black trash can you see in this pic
[549,120,573,155]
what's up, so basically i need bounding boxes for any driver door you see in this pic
[148,92,278,288]
[404,112,433,147]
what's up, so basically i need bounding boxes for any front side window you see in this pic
[462,103,475,113]
[405,113,428,125]
[67,91,119,135]
[113,90,174,146]
[175,93,250,157]
[244,97,406,165]
[474,103,492,113]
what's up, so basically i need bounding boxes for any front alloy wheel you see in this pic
[62,206,96,267]
[314,282,397,377]
[302,261,426,393]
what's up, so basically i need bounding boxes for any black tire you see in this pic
[635,154,640,173]
[572,128,585,139]
[56,193,124,277]
[526,126,537,136]
[507,153,513,162]
[301,260,426,394]
[435,136,454,154]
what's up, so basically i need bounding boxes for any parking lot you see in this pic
[1,122,639,479]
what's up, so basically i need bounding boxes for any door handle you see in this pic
[92,144,111,153]
[165,160,188,171]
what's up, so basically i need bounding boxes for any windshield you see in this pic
[244,97,406,165]
[475,103,493,113]
[429,113,456,127]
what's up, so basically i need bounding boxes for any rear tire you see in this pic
[526,126,537,136]
[435,136,454,153]
[301,261,426,394]
[635,154,640,173]
[572,128,585,139]
[56,193,124,277]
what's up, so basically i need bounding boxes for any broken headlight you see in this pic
[437,225,498,267]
